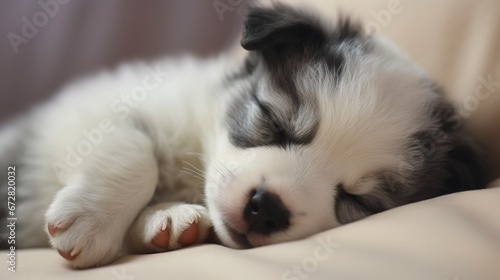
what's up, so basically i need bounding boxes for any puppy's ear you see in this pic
[240,4,326,53]
[444,134,487,192]
[425,100,487,193]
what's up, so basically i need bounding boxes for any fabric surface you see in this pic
[2,1,500,279]
[2,185,500,280]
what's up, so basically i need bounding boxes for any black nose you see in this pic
[243,189,290,235]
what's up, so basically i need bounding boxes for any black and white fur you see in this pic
[0,4,485,268]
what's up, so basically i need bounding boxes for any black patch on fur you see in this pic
[324,46,345,79]
[241,4,325,109]
[240,4,363,87]
[226,84,297,148]
[227,89,273,148]
[407,99,486,195]
[323,18,363,79]
[240,4,327,53]
[227,4,364,148]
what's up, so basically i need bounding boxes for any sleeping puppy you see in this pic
[0,4,485,268]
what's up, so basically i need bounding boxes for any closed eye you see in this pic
[334,183,385,224]
[252,95,289,147]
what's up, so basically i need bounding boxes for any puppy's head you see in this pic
[205,4,485,248]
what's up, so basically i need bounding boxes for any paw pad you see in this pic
[151,222,199,249]
[151,225,170,248]
[178,223,198,246]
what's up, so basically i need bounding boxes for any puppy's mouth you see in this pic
[222,222,253,249]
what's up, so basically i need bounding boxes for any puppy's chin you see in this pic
[214,222,277,249]
[213,223,251,249]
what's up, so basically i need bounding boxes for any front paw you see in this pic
[130,203,212,252]
[45,187,123,268]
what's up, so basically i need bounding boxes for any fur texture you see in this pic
[0,4,485,268]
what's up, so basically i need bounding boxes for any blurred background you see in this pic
[0,0,250,125]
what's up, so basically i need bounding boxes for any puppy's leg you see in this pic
[126,202,212,253]
[44,125,158,268]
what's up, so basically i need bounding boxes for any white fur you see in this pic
[3,24,443,269]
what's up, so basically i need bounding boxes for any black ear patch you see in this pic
[418,99,487,194]
[241,4,327,55]
[441,131,486,192]
[238,4,364,81]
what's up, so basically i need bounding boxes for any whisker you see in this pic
[181,165,204,178]
[180,169,205,182]
[183,161,205,175]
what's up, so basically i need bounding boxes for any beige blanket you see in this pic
[3,182,500,280]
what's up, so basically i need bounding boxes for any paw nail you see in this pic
[70,248,81,257]
[58,249,79,261]
[56,221,70,229]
